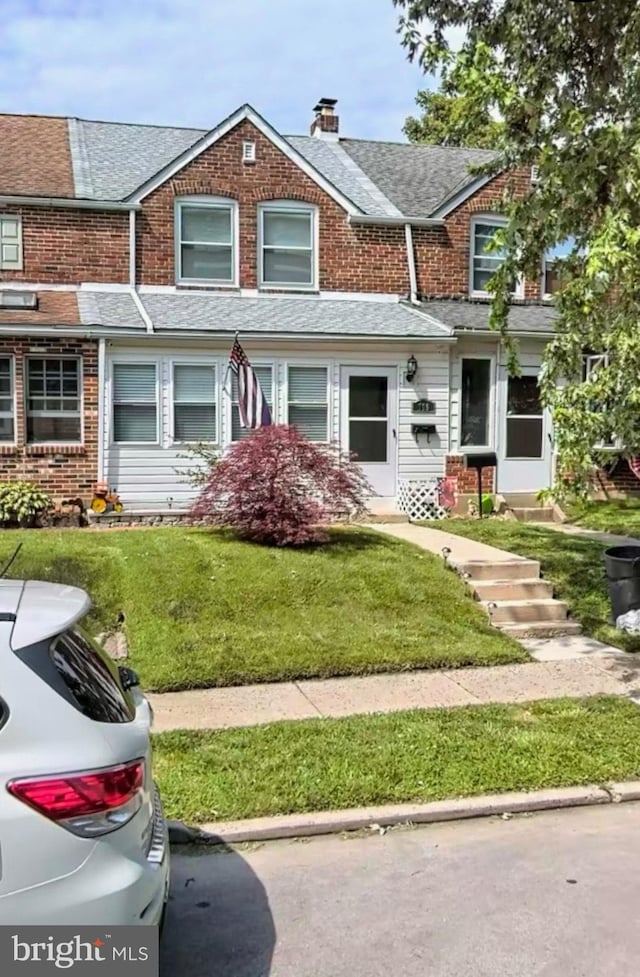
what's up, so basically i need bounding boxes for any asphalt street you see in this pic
[161,804,640,977]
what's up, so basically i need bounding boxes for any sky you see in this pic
[0,0,436,140]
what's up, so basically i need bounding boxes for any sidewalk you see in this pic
[149,655,638,732]
[372,521,532,569]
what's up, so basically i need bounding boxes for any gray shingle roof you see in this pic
[46,111,496,217]
[78,291,451,338]
[421,299,557,335]
[72,119,204,200]
[77,291,147,329]
[339,140,496,218]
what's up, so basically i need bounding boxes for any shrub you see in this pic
[0,481,53,527]
[177,441,220,489]
[191,425,370,546]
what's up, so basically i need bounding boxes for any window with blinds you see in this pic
[173,364,217,442]
[231,365,273,440]
[112,363,157,443]
[287,365,328,441]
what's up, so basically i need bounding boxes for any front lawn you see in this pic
[1,527,524,692]
[154,696,640,822]
[567,498,640,538]
[444,519,640,652]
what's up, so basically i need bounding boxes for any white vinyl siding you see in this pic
[259,204,316,289]
[0,357,15,442]
[0,215,23,270]
[231,365,273,440]
[26,358,81,444]
[112,363,158,443]
[176,198,237,285]
[287,365,328,441]
[172,364,217,442]
[103,343,451,511]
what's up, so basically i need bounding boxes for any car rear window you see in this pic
[50,628,135,724]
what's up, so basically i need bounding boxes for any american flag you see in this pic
[228,337,272,430]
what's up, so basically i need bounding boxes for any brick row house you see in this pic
[0,98,605,513]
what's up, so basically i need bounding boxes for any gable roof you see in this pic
[0,107,499,218]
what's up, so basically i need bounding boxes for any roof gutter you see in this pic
[348,214,444,228]
[126,329,457,344]
[127,208,154,333]
[0,195,141,212]
[0,325,145,338]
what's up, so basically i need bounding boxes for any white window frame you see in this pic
[110,359,160,446]
[25,356,83,445]
[583,353,620,451]
[469,215,523,299]
[459,353,496,451]
[285,361,331,442]
[0,214,23,271]
[226,360,275,444]
[175,196,239,287]
[169,358,219,445]
[258,201,318,291]
[0,356,16,444]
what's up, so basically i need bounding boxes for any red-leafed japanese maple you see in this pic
[191,425,370,546]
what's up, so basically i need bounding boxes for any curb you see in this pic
[167,781,640,846]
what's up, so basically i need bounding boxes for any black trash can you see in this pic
[604,545,640,623]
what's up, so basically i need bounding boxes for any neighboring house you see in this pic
[0,98,628,512]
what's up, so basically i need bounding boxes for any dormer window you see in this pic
[176,197,238,286]
[470,216,522,298]
[258,202,317,290]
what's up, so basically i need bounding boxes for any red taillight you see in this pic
[8,760,144,822]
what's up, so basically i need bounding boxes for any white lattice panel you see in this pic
[397,480,448,522]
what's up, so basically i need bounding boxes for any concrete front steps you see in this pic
[458,557,582,639]
[500,493,558,524]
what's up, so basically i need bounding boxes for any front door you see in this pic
[497,368,552,493]
[340,367,397,496]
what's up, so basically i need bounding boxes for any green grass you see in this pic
[567,498,640,537]
[153,697,640,822]
[444,519,640,653]
[0,526,524,692]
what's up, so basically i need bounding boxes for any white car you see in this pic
[0,579,170,925]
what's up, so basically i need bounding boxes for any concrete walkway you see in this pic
[373,522,533,569]
[149,655,639,732]
[544,522,640,547]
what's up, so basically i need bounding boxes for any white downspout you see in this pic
[404,222,419,305]
[128,207,154,333]
[97,337,106,482]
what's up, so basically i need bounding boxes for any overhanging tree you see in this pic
[394,0,640,496]
[404,88,505,147]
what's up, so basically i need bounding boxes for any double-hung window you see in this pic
[470,216,520,296]
[287,366,328,441]
[176,198,236,285]
[0,357,14,442]
[259,203,316,288]
[112,363,157,443]
[231,365,273,440]
[173,364,217,442]
[26,358,81,443]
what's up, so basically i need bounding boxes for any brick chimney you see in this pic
[310,98,339,139]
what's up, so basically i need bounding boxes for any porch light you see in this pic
[405,355,418,383]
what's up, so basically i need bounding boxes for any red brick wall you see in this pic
[137,120,410,294]
[593,459,640,496]
[414,168,537,298]
[446,455,496,493]
[0,205,129,285]
[0,338,98,500]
